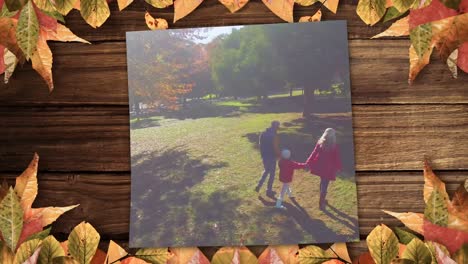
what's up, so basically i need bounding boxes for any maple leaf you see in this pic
[16,0,39,60]
[12,154,79,248]
[384,210,425,234]
[144,11,168,30]
[409,0,458,29]
[457,42,468,72]
[423,220,468,254]
[431,12,468,61]
[167,247,210,264]
[218,0,249,13]
[372,16,409,38]
[262,0,294,23]
[173,0,204,22]
[299,9,322,22]
[258,245,299,264]
[211,247,258,264]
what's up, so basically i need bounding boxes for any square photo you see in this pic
[127,21,359,247]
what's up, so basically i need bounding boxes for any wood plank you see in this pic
[1,40,466,106]
[1,104,467,171]
[0,171,462,243]
[63,0,392,42]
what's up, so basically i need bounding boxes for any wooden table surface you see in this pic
[1,0,467,259]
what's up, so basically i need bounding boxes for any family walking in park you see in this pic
[255,121,342,210]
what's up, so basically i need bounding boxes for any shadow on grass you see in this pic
[257,195,355,243]
[130,117,162,130]
[130,147,243,247]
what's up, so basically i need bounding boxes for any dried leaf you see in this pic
[53,256,80,264]
[31,33,53,91]
[90,249,107,264]
[38,235,65,264]
[144,12,168,30]
[408,43,433,83]
[401,238,432,264]
[16,0,39,60]
[14,153,38,214]
[5,0,27,11]
[322,0,339,13]
[218,0,248,12]
[0,187,23,251]
[121,257,148,264]
[28,204,79,230]
[135,248,170,264]
[366,224,399,264]
[4,48,18,83]
[372,16,409,38]
[0,18,24,60]
[424,189,449,226]
[299,9,322,22]
[1,2,17,19]
[80,0,110,28]
[54,0,77,15]
[258,245,299,264]
[410,23,432,58]
[383,6,406,22]
[356,0,386,25]
[457,42,468,73]
[422,220,468,254]
[118,0,133,10]
[262,0,294,23]
[0,241,14,263]
[433,243,457,264]
[384,211,424,234]
[439,0,461,9]
[393,0,415,12]
[33,0,56,13]
[44,23,90,43]
[68,222,100,264]
[326,243,351,263]
[105,241,128,264]
[25,226,51,242]
[432,13,468,62]
[14,238,41,264]
[409,0,458,29]
[145,0,173,8]
[211,247,257,264]
[297,245,335,264]
[168,247,210,264]
[173,0,203,22]
[452,244,468,264]
[352,252,375,264]
[18,217,42,247]
[394,227,418,245]
[295,0,318,6]
[446,48,458,78]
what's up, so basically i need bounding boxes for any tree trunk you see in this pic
[303,87,313,118]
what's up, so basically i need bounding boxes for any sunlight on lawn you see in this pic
[130,109,358,246]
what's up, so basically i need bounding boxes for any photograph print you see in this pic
[127,21,359,247]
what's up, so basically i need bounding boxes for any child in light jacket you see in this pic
[276,149,306,209]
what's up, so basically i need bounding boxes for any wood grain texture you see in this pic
[0,0,467,260]
[62,0,391,42]
[1,104,467,170]
[1,40,467,106]
[0,171,463,244]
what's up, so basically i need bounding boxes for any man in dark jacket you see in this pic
[255,121,280,196]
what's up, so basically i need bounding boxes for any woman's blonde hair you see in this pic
[317,128,336,149]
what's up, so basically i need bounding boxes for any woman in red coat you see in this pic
[306,128,342,209]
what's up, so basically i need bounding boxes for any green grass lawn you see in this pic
[129,99,358,247]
